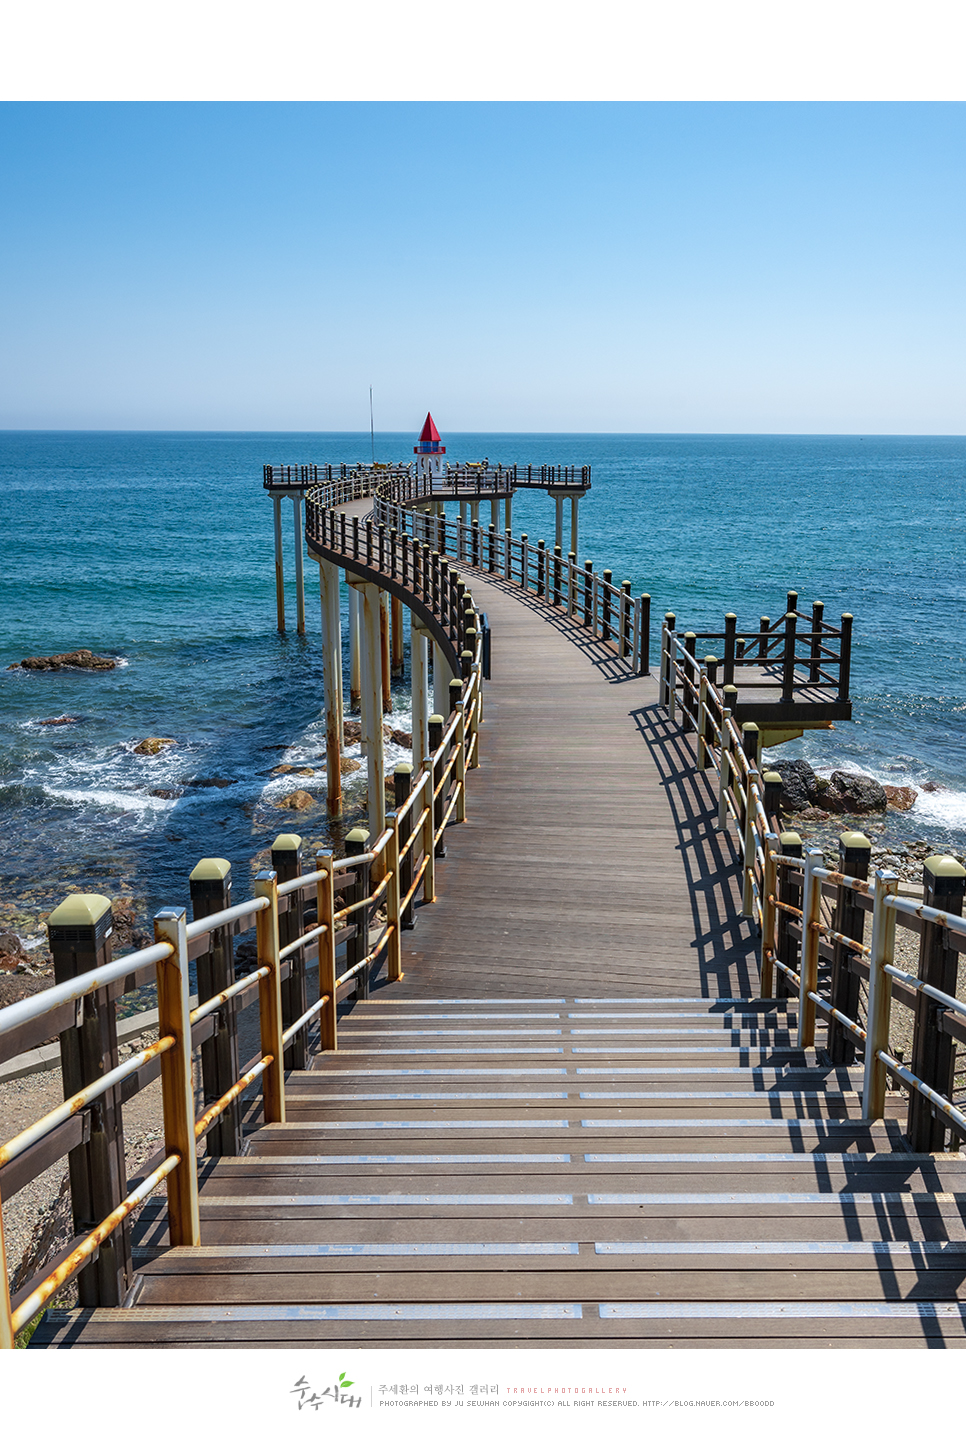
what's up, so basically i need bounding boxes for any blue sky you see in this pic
[1,102,963,432]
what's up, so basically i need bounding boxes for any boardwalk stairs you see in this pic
[36,996,966,1349]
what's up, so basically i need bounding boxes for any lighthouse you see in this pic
[413,410,446,488]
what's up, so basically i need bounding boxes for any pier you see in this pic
[3,450,966,1350]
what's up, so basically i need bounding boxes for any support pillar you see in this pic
[571,496,579,556]
[273,496,285,633]
[292,494,306,636]
[380,591,392,712]
[554,494,563,550]
[490,497,500,531]
[412,618,430,766]
[505,492,513,535]
[349,579,361,708]
[319,559,343,816]
[432,639,450,717]
[391,594,405,670]
[360,580,385,841]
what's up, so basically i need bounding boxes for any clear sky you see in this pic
[1,101,963,432]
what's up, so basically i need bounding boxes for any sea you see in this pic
[2,431,965,946]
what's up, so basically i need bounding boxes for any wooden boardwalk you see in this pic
[35,566,966,1349]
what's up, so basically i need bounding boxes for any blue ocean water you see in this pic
[2,431,964,934]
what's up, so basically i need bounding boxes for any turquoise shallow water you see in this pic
[1,431,964,929]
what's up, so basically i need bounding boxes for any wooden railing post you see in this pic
[827,832,871,1066]
[717,703,733,831]
[429,715,446,857]
[601,569,613,641]
[553,545,562,605]
[760,832,780,997]
[619,582,631,657]
[798,846,824,1047]
[421,757,437,902]
[660,612,675,707]
[254,870,286,1121]
[863,869,899,1121]
[451,679,467,823]
[776,833,803,999]
[384,811,403,982]
[189,857,242,1157]
[639,594,650,676]
[344,827,371,999]
[48,893,132,1304]
[742,764,762,918]
[273,834,307,1072]
[722,612,737,685]
[763,771,783,834]
[809,600,824,682]
[696,668,709,769]
[837,612,853,702]
[781,590,799,703]
[153,906,201,1248]
[394,764,417,928]
[907,855,966,1150]
[315,852,338,1051]
[682,632,697,732]
[536,540,546,597]
[583,560,593,626]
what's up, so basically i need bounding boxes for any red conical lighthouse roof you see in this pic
[418,412,441,444]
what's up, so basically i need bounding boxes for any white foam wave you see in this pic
[907,790,966,834]
[42,784,171,814]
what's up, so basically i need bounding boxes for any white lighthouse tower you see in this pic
[413,410,446,489]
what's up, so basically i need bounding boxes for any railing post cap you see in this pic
[839,831,872,851]
[270,834,302,854]
[763,771,783,784]
[189,856,232,885]
[779,831,803,847]
[684,630,696,640]
[923,854,966,881]
[704,655,718,665]
[346,826,370,845]
[394,760,414,776]
[449,677,463,689]
[725,612,737,621]
[254,868,277,883]
[841,612,853,621]
[428,713,445,724]
[48,892,112,930]
[743,721,759,732]
[723,683,738,697]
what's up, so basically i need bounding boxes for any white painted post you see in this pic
[273,496,285,633]
[292,494,306,636]
[319,560,343,817]
[360,581,385,841]
[554,494,563,549]
[760,832,780,998]
[411,619,430,766]
[349,579,361,708]
[862,870,899,1120]
[797,847,825,1047]
[490,497,499,530]
[570,496,579,556]
[697,670,709,770]
[742,767,763,917]
[432,640,450,718]
[153,906,200,1247]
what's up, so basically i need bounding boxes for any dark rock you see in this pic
[148,788,183,800]
[920,781,943,793]
[278,789,315,810]
[884,785,918,811]
[10,650,116,672]
[342,720,362,745]
[814,771,888,814]
[389,728,413,749]
[799,806,831,822]
[768,759,818,811]
[38,715,80,725]
[179,776,237,788]
[0,931,23,956]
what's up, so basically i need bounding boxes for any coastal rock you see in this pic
[884,785,918,811]
[813,771,888,815]
[148,788,183,800]
[278,790,315,810]
[389,728,413,749]
[0,932,23,957]
[342,720,362,745]
[9,650,116,672]
[341,757,360,774]
[133,737,176,756]
[38,715,80,726]
[294,767,315,776]
[268,763,297,775]
[179,776,237,788]
[767,759,818,811]
[798,806,831,822]
[920,781,942,793]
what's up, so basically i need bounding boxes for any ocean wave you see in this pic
[42,784,172,815]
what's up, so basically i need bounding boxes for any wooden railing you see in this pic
[662,643,966,1155]
[0,471,485,1346]
[264,462,591,492]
